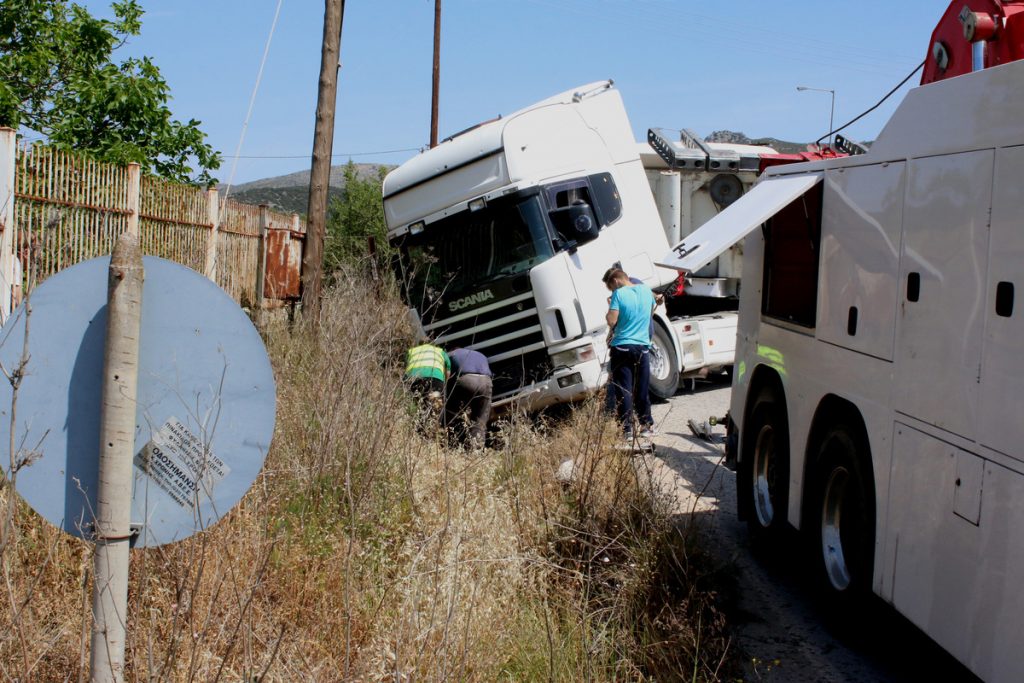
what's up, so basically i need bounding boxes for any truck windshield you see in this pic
[394,192,554,312]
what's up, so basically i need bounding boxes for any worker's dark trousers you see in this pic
[607,344,653,434]
[445,373,492,448]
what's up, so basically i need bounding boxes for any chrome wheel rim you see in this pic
[649,336,670,381]
[752,423,776,527]
[821,466,852,591]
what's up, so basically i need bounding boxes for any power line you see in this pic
[529,0,922,76]
[229,146,422,159]
[815,60,925,145]
[220,0,284,206]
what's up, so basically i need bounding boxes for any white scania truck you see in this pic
[383,81,778,411]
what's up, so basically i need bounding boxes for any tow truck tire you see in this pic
[811,424,875,601]
[649,323,679,399]
[740,391,790,541]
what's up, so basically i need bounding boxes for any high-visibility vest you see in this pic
[405,344,449,382]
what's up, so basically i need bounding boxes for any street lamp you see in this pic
[797,86,835,147]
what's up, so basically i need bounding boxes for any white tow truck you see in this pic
[660,1,1024,680]
[383,82,793,410]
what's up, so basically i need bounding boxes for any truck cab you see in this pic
[384,81,677,411]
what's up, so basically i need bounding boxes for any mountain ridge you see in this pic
[221,162,394,214]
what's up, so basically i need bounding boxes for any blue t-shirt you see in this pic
[609,283,656,347]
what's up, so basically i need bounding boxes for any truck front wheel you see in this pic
[649,323,680,399]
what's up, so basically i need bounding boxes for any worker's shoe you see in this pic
[639,427,658,438]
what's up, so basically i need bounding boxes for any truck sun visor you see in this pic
[656,172,824,274]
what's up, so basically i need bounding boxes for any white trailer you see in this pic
[660,25,1024,682]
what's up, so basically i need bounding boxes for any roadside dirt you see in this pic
[640,376,981,683]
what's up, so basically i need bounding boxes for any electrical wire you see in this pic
[229,147,422,159]
[527,0,922,77]
[815,60,925,145]
[219,0,284,205]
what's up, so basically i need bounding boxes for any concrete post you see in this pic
[90,234,143,683]
[0,128,16,324]
[204,189,220,281]
[254,205,269,312]
[125,163,141,238]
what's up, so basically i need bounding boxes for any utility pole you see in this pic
[301,0,346,321]
[430,0,441,148]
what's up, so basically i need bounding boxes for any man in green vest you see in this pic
[404,343,450,431]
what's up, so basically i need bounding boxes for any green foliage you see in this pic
[0,0,221,185]
[324,160,390,275]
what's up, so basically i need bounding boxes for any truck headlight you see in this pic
[551,344,596,368]
[557,372,583,388]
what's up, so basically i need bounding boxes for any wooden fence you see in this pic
[0,127,306,321]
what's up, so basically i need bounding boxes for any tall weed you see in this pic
[0,263,733,681]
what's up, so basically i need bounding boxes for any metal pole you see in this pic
[828,90,835,146]
[90,233,143,683]
[796,86,835,147]
[430,0,441,148]
[300,0,346,322]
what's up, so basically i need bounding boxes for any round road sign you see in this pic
[0,256,276,547]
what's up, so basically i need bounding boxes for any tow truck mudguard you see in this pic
[724,412,738,472]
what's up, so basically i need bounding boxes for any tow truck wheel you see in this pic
[741,392,790,540]
[648,323,679,399]
[812,425,874,598]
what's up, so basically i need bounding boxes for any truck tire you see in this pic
[740,391,790,541]
[811,424,875,600]
[649,323,679,399]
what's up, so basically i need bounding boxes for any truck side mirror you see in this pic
[549,200,598,247]
[567,200,598,244]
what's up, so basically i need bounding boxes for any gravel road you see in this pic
[640,375,981,683]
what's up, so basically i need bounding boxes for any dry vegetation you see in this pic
[0,267,734,681]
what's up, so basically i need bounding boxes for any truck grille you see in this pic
[424,291,549,396]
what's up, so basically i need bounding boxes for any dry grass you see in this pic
[0,263,734,681]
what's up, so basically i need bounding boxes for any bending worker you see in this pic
[602,267,656,439]
[445,347,492,449]
[404,342,450,429]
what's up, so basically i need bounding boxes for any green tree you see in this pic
[0,0,221,185]
[324,161,390,276]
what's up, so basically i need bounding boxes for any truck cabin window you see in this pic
[392,191,554,314]
[544,173,622,247]
[761,182,823,327]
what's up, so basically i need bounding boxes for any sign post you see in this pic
[0,245,276,679]
[90,234,143,683]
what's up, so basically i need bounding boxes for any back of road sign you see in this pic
[0,256,276,548]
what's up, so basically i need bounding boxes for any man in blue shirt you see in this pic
[603,267,656,439]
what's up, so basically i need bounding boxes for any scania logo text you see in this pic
[448,289,495,312]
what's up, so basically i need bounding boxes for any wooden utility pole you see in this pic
[430,0,441,147]
[301,0,346,320]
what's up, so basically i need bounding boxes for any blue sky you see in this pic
[83,1,939,186]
